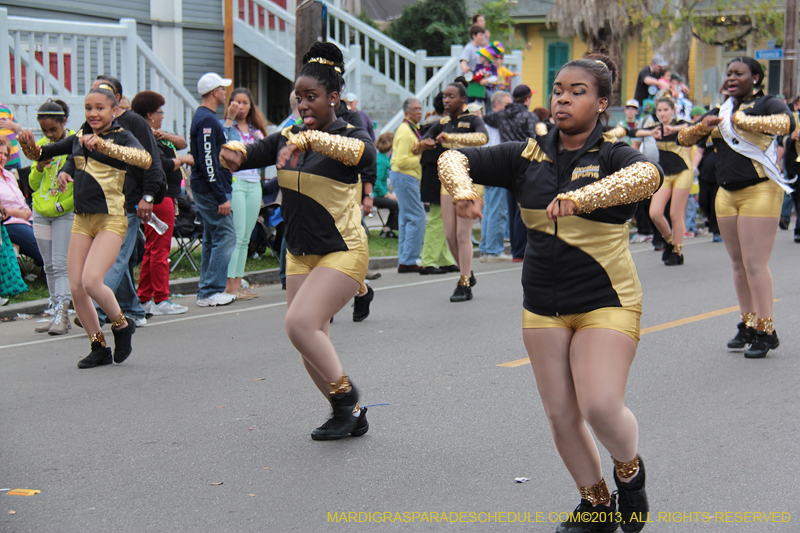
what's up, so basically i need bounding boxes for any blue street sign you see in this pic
[755,49,783,60]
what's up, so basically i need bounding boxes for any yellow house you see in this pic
[507,1,789,109]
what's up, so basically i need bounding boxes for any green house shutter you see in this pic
[546,42,570,94]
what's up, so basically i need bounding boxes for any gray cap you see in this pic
[652,54,669,67]
[343,93,357,103]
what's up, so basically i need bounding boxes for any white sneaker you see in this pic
[142,300,154,315]
[133,316,147,327]
[485,253,513,262]
[152,299,189,315]
[197,292,236,307]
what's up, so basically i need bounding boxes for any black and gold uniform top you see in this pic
[415,110,489,151]
[438,122,663,316]
[223,118,376,257]
[20,121,152,216]
[633,118,690,175]
[678,92,795,190]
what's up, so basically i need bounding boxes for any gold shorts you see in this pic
[522,306,641,343]
[716,179,783,218]
[661,169,693,190]
[286,248,369,287]
[72,213,128,240]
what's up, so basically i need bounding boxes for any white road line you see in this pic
[0,267,522,351]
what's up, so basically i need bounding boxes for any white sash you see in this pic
[718,98,795,193]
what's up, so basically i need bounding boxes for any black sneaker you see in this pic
[353,285,374,322]
[450,284,473,302]
[112,317,136,363]
[661,243,673,262]
[442,264,460,273]
[794,234,800,243]
[351,406,369,437]
[663,252,684,266]
[614,458,648,533]
[555,494,619,533]
[744,330,780,359]
[469,271,477,287]
[379,230,397,239]
[419,266,446,275]
[77,341,112,369]
[311,385,360,440]
[779,217,790,230]
[727,322,756,350]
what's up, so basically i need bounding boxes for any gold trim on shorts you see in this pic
[71,213,128,240]
[716,179,783,218]
[522,306,641,343]
[661,169,693,190]
[286,248,369,285]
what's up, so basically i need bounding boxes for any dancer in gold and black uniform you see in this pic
[220,43,376,440]
[633,97,690,264]
[19,86,152,368]
[678,57,795,358]
[413,83,488,302]
[437,55,662,533]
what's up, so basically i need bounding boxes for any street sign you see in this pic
[755,49,784,60]
[768,39,776,50]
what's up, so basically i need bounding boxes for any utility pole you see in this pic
[295,0,324,78]
[224,0,234,100]
[784,0,798,98]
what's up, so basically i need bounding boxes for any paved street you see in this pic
[1,233,798,532]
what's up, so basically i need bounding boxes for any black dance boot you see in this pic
[744,330,779,359]
[311,379,360,440]
[352,285,374,322]
[727,322,756,350]
[78,334,112,369]
[613,457,648,533]
[111,314,136,363]
[555,485,619,533]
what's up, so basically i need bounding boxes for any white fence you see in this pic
[0,8,198,138]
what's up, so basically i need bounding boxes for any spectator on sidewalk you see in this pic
[343,93,375,142]
[0,103,23,170]
[131,90,191,316]
[479,91,512,262]
[483,84,538,261]
[392,98,425,273]
[374,132,399,238]
[91,75,164,327]
[190,73,237,307]
[0,137,43,267]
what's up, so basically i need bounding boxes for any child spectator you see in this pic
[374,132,399,238]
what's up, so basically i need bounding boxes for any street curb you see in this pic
[0,248,504,319]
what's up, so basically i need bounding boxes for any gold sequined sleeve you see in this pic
[556,162,661,214]
[443,132,488,147]
[437,150,482,203]
[411,141,427,155]
[606,126,627,140]
[732,111,791,136]
[219,140,248,170]
[95,138,152,169]
[677,122,713,146]
[288,130,365,166]
[20,140,42,161]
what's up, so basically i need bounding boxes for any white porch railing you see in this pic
[234,0,296,80]
[0,8,198,139]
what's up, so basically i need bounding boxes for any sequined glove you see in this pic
[288,130,365,166]
[442,132,488,147]
[436,150,482,203]
[95,138,153,169]
[20,140,42,161]
[677,121,713,146]
[556,161,661,214]
[732,111,791,136]
[220,140,248,170]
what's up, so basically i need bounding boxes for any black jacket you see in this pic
[458,122,664,316]
[237,119,376,256]
[115,110,164,211]
[483,102,539,143]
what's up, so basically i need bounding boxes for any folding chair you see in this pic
[169,199,202,272]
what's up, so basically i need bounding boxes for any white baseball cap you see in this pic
[625,99,639,109]
[343,93,358,103]
[197,72,232,96]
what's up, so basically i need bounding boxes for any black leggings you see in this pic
[697,180,719,234]
[373,195,399,230]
